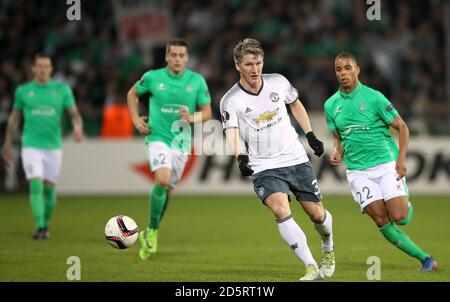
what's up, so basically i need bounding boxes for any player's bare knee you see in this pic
[308,210,324,224]
[269,204,290,220]
[271,207,288,219]
[374,215,390,227]
[43,180,55,187]
[155,178,170,188]
[301,202,325,223]
[391,212,408,224]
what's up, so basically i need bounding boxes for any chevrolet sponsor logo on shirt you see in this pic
[253,108,279,124]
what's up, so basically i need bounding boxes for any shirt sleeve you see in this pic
[196,75,211,106]
[374,91,398,125]
[324,103,337,132]
[220,96,238,130]
[282,76,299,104]
[13,86,23,110]
[64,84,76,108]
[135,71,152,95]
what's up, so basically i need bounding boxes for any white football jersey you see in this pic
[220,73,309,173]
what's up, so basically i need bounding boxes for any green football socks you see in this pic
[159,193,170,222]
[379,221,429,261]
[43,185,57,228]
[29,179,45,229]
[149,184,168,230]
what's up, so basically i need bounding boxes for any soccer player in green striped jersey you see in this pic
[324,52,437,272]
[127,39,212,260]
[1,54,84,239]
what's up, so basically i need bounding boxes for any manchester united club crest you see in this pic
[270,92,279,102]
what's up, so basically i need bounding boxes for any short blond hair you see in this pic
[233,38,264,64]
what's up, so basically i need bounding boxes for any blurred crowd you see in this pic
[0,0,448,138]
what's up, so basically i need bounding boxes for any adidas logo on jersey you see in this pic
[245,107,252,114]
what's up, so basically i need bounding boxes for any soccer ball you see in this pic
[104,215,138,249]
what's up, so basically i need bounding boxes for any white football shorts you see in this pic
[346,161,408,212]
[146,141,188,188]
[21,147,63,183]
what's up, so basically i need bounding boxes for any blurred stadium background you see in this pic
[0,0,449,282]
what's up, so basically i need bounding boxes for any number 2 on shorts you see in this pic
[159,153,167,165]
[356,186,373,205]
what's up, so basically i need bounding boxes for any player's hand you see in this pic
[73,126,84,142]
[180,108,194,123]
[133,116,151,135]
[395,160,407,180]
[237,154,254,177]
[330,150,342,166]
[306,131,324,157]
[1,144,13,166]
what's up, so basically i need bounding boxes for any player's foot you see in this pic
[32,228,43,240]
[319,251,335,278]
[146,228,158,253]
[33,228,41,239]
[299,264,323,281]
[138,228,158,260]
[41,228,50,239]
[420,256,438,272]
[138,230,151,260]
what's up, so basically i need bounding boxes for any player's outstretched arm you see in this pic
[224,128,244,157]
[289,99,324,157]
[390,115,409,179]
[67,106,84,142]
[289,99,312,133]
[127,84,150,135]
[1,109,21,165]
[330,131,343,166]
[224,128,253,176]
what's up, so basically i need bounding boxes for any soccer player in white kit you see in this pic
[220,38,335,281]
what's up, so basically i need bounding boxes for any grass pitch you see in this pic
[0,194,448,282]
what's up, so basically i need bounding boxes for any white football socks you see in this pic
[314,209,334,253]
[277,215,317,267]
